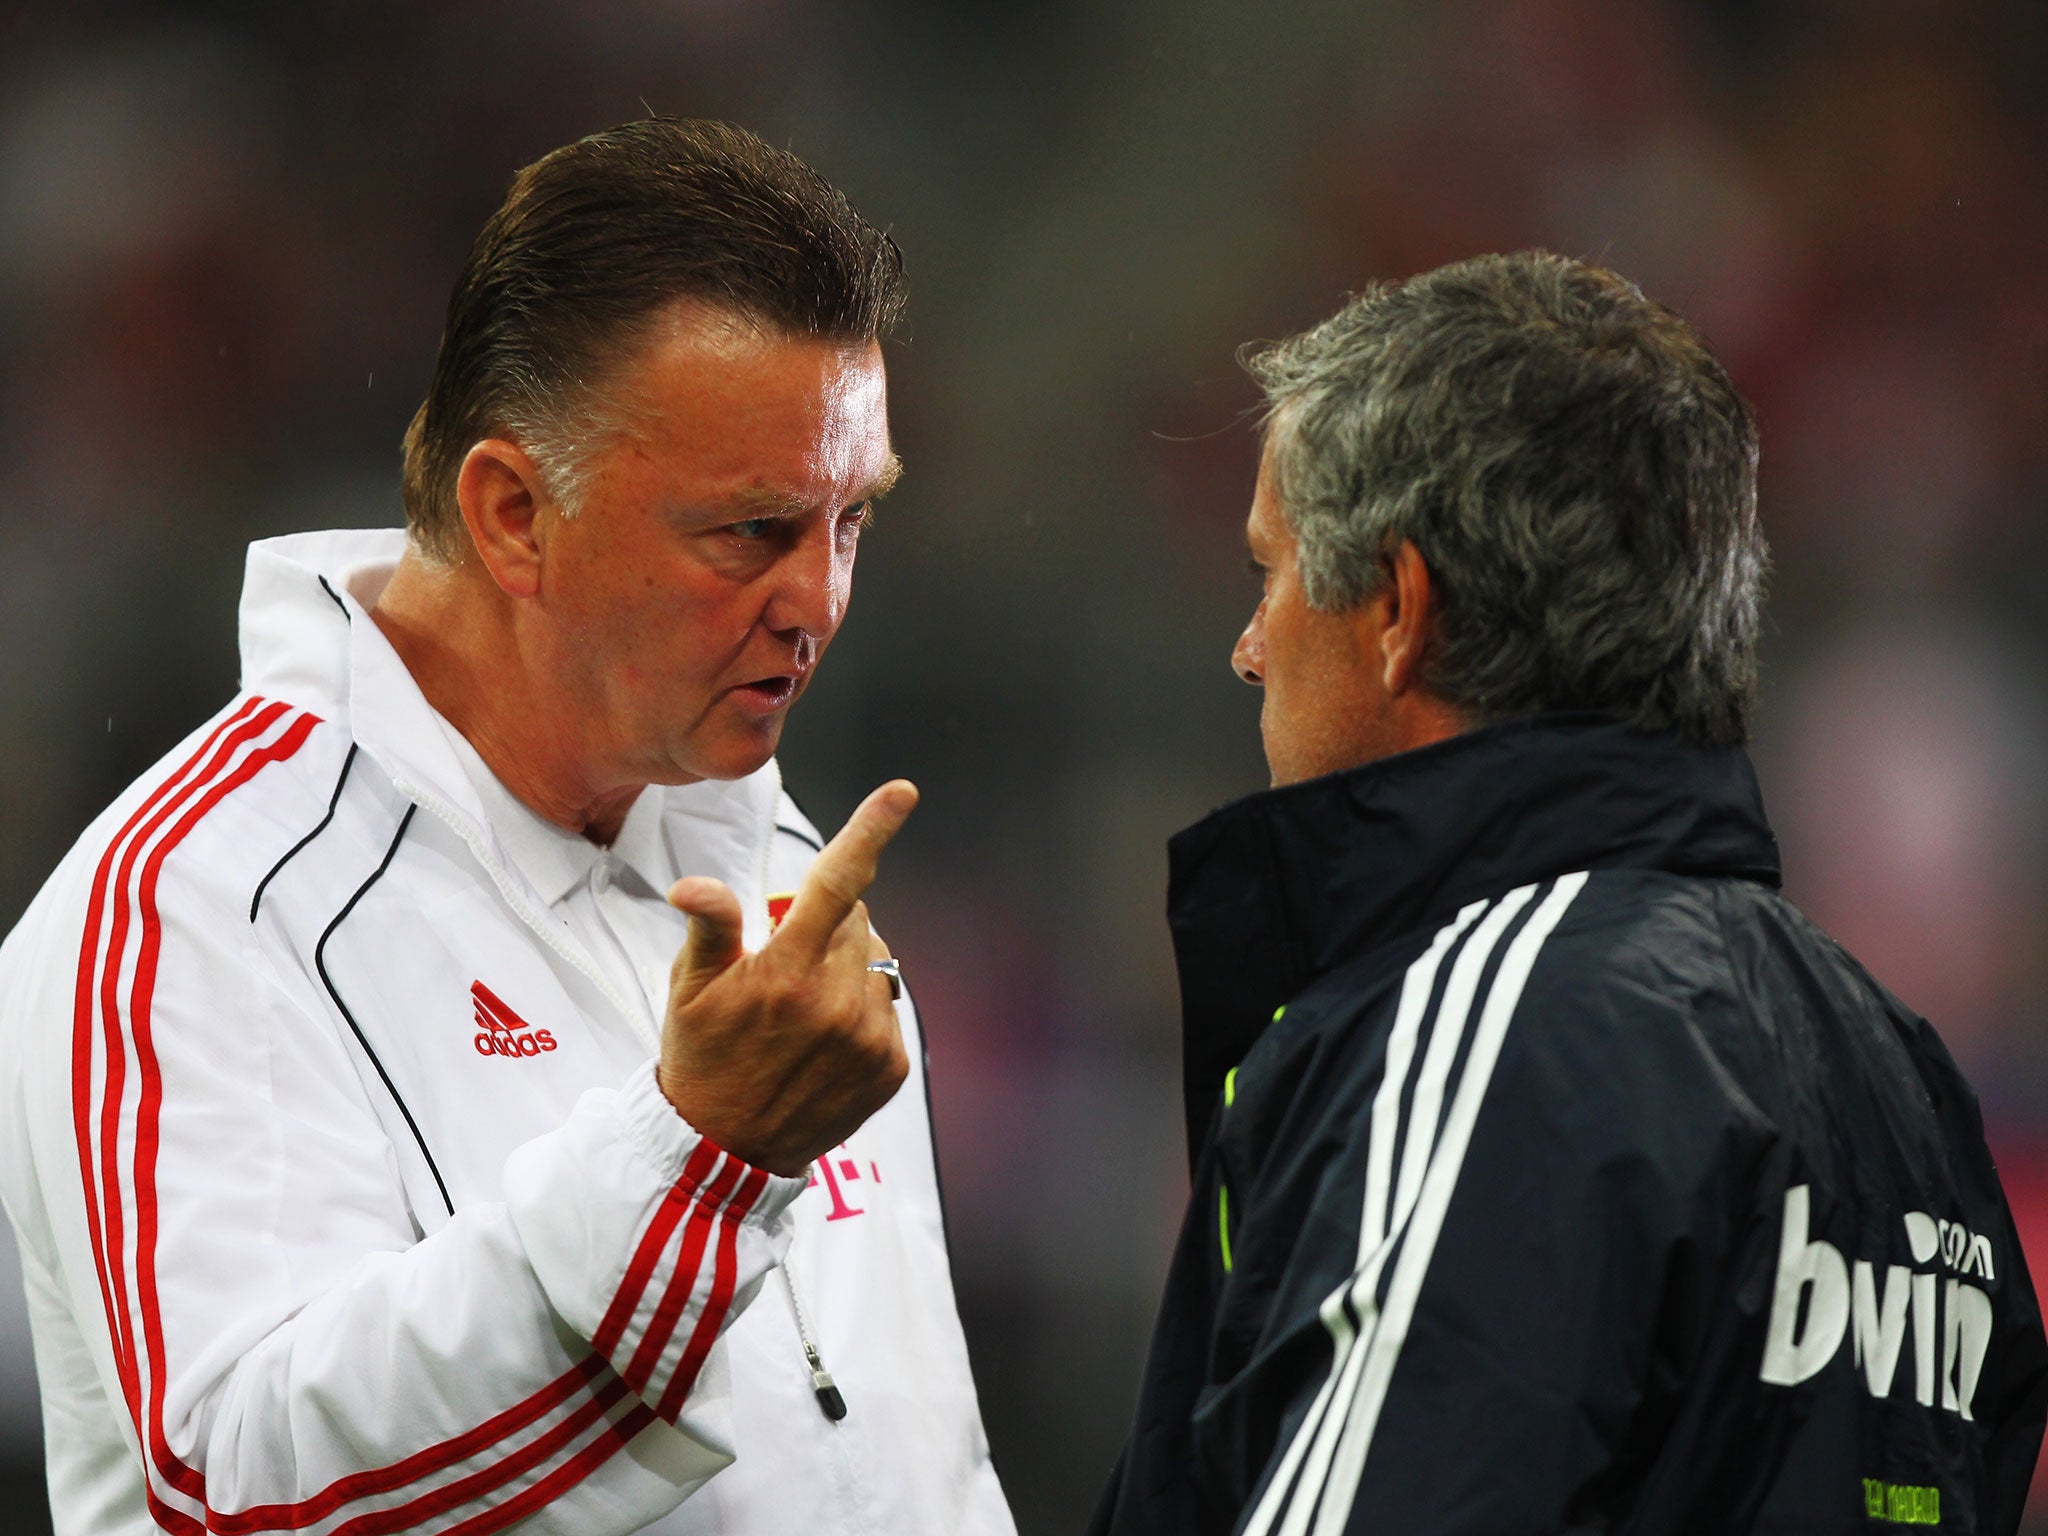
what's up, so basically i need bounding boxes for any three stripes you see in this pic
[1243,873,1588,1536]
[591,1137,773,1424]
[69,695,755,1534]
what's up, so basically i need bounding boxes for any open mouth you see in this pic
[733,675,799,709]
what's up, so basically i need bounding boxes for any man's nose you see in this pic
[763,523,847,638]
[1232,612,1264,686]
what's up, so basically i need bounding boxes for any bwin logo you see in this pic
[1759,1185,1994,1420]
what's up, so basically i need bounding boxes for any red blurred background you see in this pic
[1,2,2044,1529]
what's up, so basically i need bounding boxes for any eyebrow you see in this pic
[717,452,904,519]
[857,451,904,505]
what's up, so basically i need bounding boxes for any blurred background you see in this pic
[2,0,2045,1529]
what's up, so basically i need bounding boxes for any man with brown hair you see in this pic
[0,119,1013,1534]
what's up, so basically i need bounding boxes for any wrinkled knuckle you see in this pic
[817,990,864,1038]
[815,867,860,908]
[861,1021,907,1080]
[830,1009,868,1047]
[841,1021,885,1071]
[767,972,811,1018]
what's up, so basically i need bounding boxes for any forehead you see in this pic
[1246,443,1291,551]
[609,305,891,500]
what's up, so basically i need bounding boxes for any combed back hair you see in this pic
[401,117,907,560]
[1243,250,1767,747]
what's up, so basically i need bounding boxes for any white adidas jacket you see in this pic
[0,529,1014,1536]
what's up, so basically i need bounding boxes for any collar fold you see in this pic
[1166,714,1781,1157]
[233,528,782,940]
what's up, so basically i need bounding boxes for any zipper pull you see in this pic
[804,1343,848,1422]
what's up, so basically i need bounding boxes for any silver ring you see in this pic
[866,957,903,1001]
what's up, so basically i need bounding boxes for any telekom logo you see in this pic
[768,896,883,1219]
[808,1146,883,1221]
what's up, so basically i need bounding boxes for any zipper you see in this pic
[412,748,838,1414]
[761,768,847,1424]
[397,751,786,1054]
[780,1252,847,1422]
[754,758,781,940]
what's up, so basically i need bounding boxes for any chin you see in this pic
[667,727,782,785]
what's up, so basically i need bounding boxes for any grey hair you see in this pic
[491,360,651,522]
[1243,250,1768,747]
[491,382,617,521]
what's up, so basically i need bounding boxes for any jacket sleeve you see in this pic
[39,848,804,1536]
[1220,904,1770,1535]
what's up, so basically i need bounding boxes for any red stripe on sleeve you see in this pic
[622,1155,746,1396]
[431,1405,656,1536]
[143,1485,208,1536]
[129,708,309,1502]
[589,1138,722,1360]
[71,698,267,1438]
[289,1377,634,1536]
[95,701,289,1454]
[655,1166,770,1423]
[203,1359,605,1535]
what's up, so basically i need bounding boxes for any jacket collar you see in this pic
[441,722,680,907]
[236,529,782,938]
[1166,713,1781,1156]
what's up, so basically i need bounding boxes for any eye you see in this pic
[727,517,776,540]
[832,503,872,543]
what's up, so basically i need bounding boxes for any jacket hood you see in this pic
[1166,713,1781,1156]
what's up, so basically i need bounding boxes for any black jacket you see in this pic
[1091,716,2048,1535]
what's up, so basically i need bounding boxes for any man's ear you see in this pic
[1374,540,1435,696]
[455,439,554,600]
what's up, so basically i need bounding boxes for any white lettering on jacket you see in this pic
[1759,1183,1993,1420]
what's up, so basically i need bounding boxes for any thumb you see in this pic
[666,876,747,1005]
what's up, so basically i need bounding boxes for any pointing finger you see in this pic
[773,780,918,957]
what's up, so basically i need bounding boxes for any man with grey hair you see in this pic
[1091,251,2048,1534]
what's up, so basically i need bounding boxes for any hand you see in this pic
[657,780,917,1176]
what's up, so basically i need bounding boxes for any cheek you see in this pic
[831,544,858,615]
[1268,613,1361,722]
[1263,607,1315,693]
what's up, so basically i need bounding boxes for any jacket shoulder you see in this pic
[1227,872,1782,1216]
[1271,871,1776,1110]
[7,697,352,966]
[1512,869,1771,1074]
[0,696,350,1234]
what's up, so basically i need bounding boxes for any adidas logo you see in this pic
[471,980,558,1060]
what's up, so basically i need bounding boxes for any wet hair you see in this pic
[401,117,906,559]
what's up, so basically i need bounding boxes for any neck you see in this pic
[1380,692,1473,762]
[371,547,642,844]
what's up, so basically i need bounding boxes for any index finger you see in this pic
[772,779,919,957]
